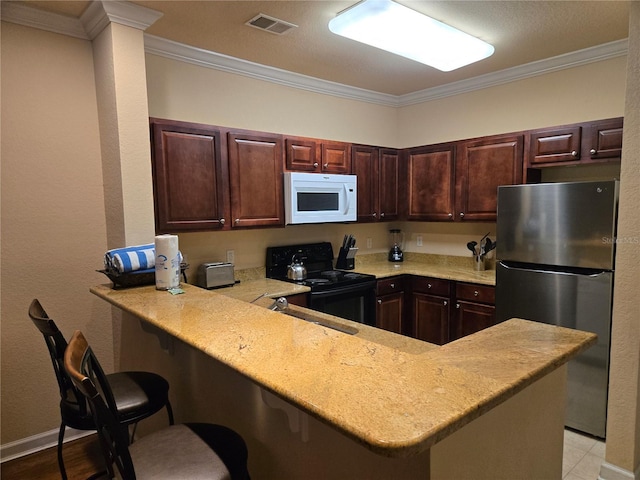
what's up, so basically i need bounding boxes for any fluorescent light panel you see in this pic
[328,0,495,71]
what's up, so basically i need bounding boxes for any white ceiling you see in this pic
[11,1,632,97]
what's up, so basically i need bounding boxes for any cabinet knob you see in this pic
[390,283,395,289]
[372,212,377,217]
[448,213,453,219]
[460,212,465,218]
[427,283,432,289]
[323,163,329,168]
[474,290,479,297]
[219,218,226,225]
[313,162,319,168]
[235,218,240,224]
[377,299,382,304]
[571,150,578,157]
[456,303,460,309]
[380,212,385,218]
[590,148,597,155]
[443,300,448,306]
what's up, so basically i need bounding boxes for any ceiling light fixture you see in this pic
[328,0,495,71]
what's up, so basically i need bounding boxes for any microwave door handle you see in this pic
[342,184,350,214]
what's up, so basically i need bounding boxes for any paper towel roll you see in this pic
[155,234,180,290]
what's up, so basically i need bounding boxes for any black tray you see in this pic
[98,264,189,289]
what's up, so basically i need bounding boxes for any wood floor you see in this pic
[1,434,107,480]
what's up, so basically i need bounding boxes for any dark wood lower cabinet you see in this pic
[451,301,495,341]
[375,276,405,334]
[376,276,496,345]
[412,292,450,345]
[376,292,404,334]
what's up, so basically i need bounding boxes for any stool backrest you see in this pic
[65,330,136,479]
[28,299,87,416]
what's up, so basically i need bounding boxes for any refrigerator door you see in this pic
[496,262,613,437]
[497,180,618,270]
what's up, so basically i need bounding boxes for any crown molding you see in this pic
[398,39,629,106]
[2,2,628,108]
[1,1,162,41]
[81,1,163,40]
[143,34,401,107]
[0,1,89,40]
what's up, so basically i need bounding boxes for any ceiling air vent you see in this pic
[245,14,298,35]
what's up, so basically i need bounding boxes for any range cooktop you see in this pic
[266,242,375,292]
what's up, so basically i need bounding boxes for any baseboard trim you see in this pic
[600,461,640,480]
[0,427,94,463]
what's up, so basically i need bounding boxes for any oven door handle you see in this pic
[308,280,376,298]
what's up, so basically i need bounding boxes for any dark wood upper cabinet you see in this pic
[586,117,624,161]
[405,143,456,222]
[150,118,229,232]
[352,145,400,222]
[285,137,351,173]
[378,148,401,221]
[528,125,582,164]
[321,141,351,173]
[526,117,623,168]
[227,130,284,228]
[352,145,378,222]
[456,133,524,221]
[285,137,318,171]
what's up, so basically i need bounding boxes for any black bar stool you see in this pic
[28,299,174,480]
[65,330,251,480]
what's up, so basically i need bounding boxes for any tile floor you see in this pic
[563,429,606,480]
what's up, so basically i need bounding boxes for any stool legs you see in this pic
[57,423,68,480]
[166,401,175,425]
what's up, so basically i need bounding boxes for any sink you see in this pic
[282,309,358,335]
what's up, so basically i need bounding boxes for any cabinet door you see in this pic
[352,145,379,222]
[412,293,450,345]
[456,134,523,221]
[285,137,319,171]
[405,144,456,221]
[378,149,400,221]
[227,131,284,228]
[528,125,582,165]
[451,301,495,341]
[151,119,228,232]
[376,292,404,334]
[586,117,623,161]
[321,141,351,173]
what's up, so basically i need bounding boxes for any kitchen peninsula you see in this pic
[92,280,595,479]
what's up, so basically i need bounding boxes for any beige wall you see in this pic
[604,0,640,474]
[0,22,113,443]
[398,56,627,147]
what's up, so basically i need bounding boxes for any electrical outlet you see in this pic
[366,238,372,249]
[226,250,235,264]
[416,235,423,247]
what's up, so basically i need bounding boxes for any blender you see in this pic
[388,229,405,262]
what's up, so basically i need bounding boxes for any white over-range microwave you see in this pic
[284,172,357,224]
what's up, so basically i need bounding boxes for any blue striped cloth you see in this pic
[104,243,157,273]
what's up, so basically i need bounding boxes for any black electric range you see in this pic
[266,242,376,325]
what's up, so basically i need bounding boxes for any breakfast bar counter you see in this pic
[92,281,594,468]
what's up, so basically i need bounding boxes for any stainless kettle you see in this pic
[287,254,307,281]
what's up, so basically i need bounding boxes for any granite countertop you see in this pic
[352,253,496,286]
[91,281,595,457]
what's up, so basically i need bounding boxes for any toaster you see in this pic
[196,262,235,289]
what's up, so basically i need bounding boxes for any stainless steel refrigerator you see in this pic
[496,180,618,439]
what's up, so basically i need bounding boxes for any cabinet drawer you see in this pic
[456,282,495,304]
[412,276,450,296]
[376,276,405,296]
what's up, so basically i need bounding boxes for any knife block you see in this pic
[335,247,357,270]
